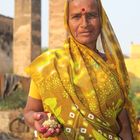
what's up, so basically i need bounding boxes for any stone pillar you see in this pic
[131,44,140,59]
[49,0,66,49]
[13,0,41,77]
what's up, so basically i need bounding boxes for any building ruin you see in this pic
[0,14,13,73]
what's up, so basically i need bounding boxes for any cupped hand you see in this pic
[33,112,62,138]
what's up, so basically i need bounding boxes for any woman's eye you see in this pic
[87,13,98,19]
[72,15,81,19]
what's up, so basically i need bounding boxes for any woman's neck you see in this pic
[86,42,107,61]
[85,42,97,52]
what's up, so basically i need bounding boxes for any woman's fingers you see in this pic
[34,120,44,132]
[55,127,61,134]
[33,112,43,121]
[41,124,61,137]
[33,112,47,132]
[33,112,62,137]
[40,126,48,133]
[43,128,55,138]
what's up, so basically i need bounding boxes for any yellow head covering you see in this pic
[64,0,129,97]
[64,0,138,139]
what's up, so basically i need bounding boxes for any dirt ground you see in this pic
[0,132,34,140]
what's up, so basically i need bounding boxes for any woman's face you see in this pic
[68,0,101,47]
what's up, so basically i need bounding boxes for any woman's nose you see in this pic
[80,16,88,28]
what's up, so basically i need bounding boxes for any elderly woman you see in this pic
[24,0,137,139]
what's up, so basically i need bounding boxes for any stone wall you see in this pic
[0,14,13,34]
[125,44,140,97]
[130,44,140,59]
[0,14,13,74]
[125,59,140,79]
[125,44,140,78]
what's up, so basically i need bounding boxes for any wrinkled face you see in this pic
[68,0,101,47]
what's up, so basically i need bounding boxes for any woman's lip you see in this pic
[79,31,92,36]
[80,31,91,33]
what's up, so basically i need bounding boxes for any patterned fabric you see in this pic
[25,0,137,139]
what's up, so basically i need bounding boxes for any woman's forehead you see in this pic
[68,0,98,13]
[68,0,97,6]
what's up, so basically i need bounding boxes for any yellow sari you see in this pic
[26,0,137,139]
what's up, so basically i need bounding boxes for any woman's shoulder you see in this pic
[38,47,66,59]
[25,47,68,76]
[32,47,67,63]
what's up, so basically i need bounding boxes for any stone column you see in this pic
[131,44,140,59]
[49,0,66,49]
[13,0,41,77]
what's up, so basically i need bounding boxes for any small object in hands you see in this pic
[42,113,59,128]
[42,113,61,134]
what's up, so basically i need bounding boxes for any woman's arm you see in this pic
[118,108,133,140]
[24,96,44,129]
[24,96,62,138]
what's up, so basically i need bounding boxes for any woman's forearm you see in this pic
[23,97,44,129]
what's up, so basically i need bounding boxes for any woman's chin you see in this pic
[77,38,95,46]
